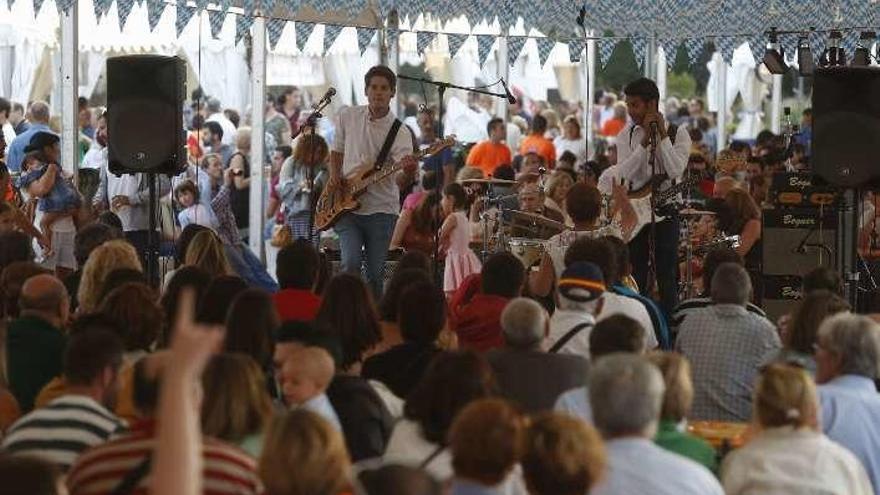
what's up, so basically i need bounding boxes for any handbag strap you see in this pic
[109,455,152,495]
[548,322,593,354]
[373,119,403,171]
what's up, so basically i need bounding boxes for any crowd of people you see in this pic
[1,65,880,495]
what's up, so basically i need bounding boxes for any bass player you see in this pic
[327,65,418,297]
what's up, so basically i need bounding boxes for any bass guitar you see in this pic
[315,136,456,231]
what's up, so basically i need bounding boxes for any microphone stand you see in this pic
[397,74,509,283]
[302,96,333,247]
[646,121,660,300]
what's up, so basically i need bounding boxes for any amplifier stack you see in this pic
[762,173,839,321]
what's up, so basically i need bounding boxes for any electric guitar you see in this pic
[626,173,701,238]
[315,136,456,231]
[626,151,748,237]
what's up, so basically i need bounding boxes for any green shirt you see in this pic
[654,419,718,474]
[6,315,67,413]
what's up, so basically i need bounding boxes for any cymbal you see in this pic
[679,208,716,216]
[460,178,518,186]
[507,210,566,232]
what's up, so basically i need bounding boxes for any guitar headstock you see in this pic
[423,135,457,156]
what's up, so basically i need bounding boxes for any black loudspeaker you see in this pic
[107,55,186,175]
[762,275,803,323]
[762,207,837,277]
[812,67,880,188]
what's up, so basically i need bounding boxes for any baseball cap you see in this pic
[558,261,605,302]
[24,131,60,153]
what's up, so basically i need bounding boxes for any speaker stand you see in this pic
[146,173,160,289]
[837,188,861,310]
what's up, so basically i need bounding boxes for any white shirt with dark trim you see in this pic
[332,105,414,216]
[1,394,125,472]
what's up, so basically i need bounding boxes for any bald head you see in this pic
[28,101,49,124]
[19,274,68,322]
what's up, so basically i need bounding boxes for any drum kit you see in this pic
[460,177,565,268]
[678,207,741,299]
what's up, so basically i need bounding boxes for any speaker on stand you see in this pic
[812,66,880,310]
[106,55,186,287]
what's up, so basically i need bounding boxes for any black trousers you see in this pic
[628,217,680,318]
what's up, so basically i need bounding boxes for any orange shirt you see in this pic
[467,141,512,177]
[519,135,556,167]
[602,118,626,137]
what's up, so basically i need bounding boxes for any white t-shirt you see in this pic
[206,112,237,147]
[81,143,106,170]
[598,292,658,349]
[332,105,413,216]
[33,208,76,270]
[545,226,624,277]
[2,122,15,156]
[178,204,218,230]
[547,309,595,358]
[553,136,588,166]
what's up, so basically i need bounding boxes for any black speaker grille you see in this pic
[812,66,880,188]
[107,55,186,176]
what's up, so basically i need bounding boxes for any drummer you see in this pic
[529,181,636,297]
[516,181,564,223]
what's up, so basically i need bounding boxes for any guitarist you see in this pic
[327,65,418,297]
[597,78,690,317]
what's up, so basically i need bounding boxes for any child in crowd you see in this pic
[440,183,481,296]
[16,132,83,252]
[175,179,217,230]
[279,346,341,431]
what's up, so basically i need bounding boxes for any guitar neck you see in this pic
[352,148,431,195]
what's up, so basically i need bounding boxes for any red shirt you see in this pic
[273,288,322,322]
[449,274,509,352]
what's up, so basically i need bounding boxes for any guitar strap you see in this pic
[374,119,403,171]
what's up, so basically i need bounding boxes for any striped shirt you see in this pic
[1,395,124,471]
[67,419,264,495]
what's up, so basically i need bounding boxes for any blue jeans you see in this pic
[334,212,397,297]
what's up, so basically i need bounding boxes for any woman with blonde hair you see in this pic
[201,353,274,457]
[721,363,872,494]
[76,239,141,313]
[258,409,351,495]
[521,412,605,495]
[184,229,233,278]
[646,352,717,472]
[544,171,574,225]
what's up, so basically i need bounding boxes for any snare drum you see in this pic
[507,238,544,268]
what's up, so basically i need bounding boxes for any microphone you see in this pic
[500,79,517,105]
